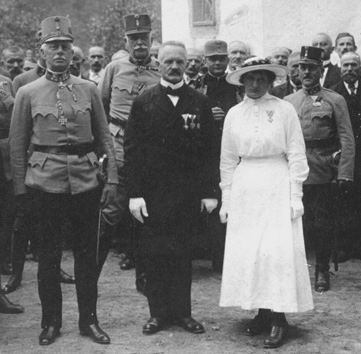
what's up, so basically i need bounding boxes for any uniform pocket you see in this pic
[28,151,48,168]
[31,105,58,119]
[86,151,99,167]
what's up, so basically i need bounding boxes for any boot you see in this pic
[264,312,288,349]
[0,293,24,314]
[2,273,22,294]
[315,266,330,292]
[246,308,271,336]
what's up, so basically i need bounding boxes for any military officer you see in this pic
[125,40,217,335]
[9,16,118,345]
[99,14,161,272]
[285,46,355,292]
[4,40,75,295]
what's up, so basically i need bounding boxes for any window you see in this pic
[192,0,215,26]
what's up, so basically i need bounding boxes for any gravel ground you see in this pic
[1,250,361,354]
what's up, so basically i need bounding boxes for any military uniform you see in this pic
[13,64,46,93]
[285,83,355,277]
[98,14,161,272]
[9,16,118,340]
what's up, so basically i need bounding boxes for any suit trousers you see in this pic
[143,254,192,320]
[32,187,101,329]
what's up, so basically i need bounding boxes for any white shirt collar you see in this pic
[160,78,184,89]
[344,80,359,94]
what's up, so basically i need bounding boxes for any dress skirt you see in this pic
[219,155,313,312]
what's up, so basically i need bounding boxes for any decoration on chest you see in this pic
[131,81,146,95]
[181,113,200,130]
[266,110,274,123]
[311,95,322,107]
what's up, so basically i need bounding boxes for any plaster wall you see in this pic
[162,0,361,57]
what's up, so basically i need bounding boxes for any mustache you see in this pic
[169,69,181,75]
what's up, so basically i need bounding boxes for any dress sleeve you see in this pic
[219,109,239,207]
[284,102,309,193]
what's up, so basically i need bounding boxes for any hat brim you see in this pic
[298,59,322,65]
[44,36,73,43]
[226,64,288,86]
[205,52,228,57]
[125,29,151,36]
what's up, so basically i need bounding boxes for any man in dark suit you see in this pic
[312,33,341,88]
[125,41,218,335]
[270,51,301,98]
[331,51,361,260]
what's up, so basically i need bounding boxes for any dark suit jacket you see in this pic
[323,63,341,89]
[331,80,361,178]
[125,83,217,256]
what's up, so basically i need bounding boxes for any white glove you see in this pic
[211,106,225,121]
[201,198,218,213]
[290,183,304,220]
[129,198,148,223]
[290,198,304,220]
[219,204,228,223]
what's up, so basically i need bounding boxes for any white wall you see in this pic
[162,0,361,56]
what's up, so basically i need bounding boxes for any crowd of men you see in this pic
[0,12,360,347]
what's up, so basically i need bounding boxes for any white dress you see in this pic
[219,93,314,313]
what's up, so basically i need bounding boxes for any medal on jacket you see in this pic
[182,113,189,130]
[266,110,274,123]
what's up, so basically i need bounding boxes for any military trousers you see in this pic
[303,184,336,271]
[32,187,101,329]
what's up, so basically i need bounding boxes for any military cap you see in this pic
[124,14,151,35]
[299,46,323,65]
[39,16,73,44]
[204,40,228,57]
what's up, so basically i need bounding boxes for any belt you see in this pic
[109,117,127,128]
[0,129,9,139]
[305,137,338,148]
[33,143,94,157]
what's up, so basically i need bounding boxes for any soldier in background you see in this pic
[285,46,355,292]
[2,46,25,80]
[99,14,161,272]
[199,40,240,271]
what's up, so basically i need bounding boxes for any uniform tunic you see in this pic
[219,93,313,312]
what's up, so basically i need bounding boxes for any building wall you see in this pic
[162,0,361,57]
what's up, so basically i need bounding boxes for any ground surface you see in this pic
[1,251,361,354]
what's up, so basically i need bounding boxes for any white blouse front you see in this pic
[220,93,309,206]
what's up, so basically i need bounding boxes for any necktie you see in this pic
[165,85,185,97]
[349,82,356,96]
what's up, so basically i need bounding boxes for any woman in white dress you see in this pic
[219,57,313,349]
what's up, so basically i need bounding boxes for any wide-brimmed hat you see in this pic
[226,56,288,86]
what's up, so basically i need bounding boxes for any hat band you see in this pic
[41,32,74,43]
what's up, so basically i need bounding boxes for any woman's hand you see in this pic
[219,204,228,223]
[290,198,304,220]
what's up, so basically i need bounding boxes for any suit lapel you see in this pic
[152,83,178,116]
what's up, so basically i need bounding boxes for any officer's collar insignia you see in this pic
[303,83,321,96]
[46,69,70,83]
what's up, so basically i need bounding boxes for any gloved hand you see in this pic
[290,183,304,220]
[211,106,225,121]
[337,179,353,195]
[219,203,228,223]
[200,198,218,213]
[100,183,117,206]
[129,197,148,223]
[290,198,304,220]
